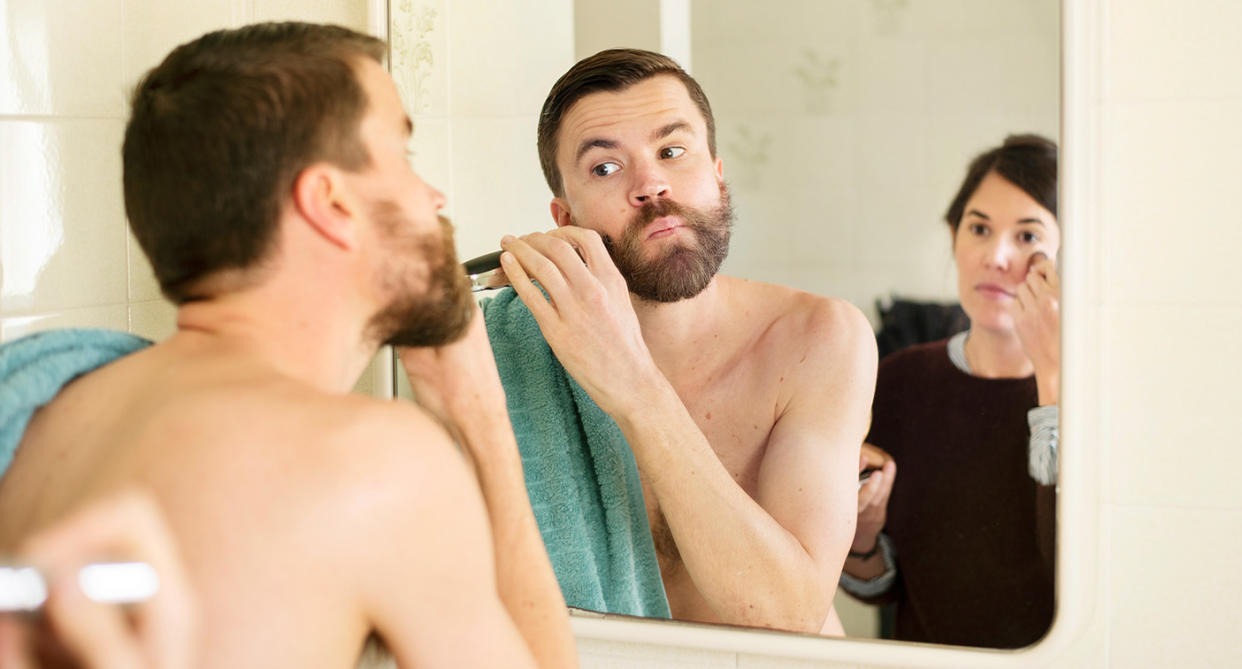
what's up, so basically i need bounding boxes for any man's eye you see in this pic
[660,147,686,159]
[592,162,620,177]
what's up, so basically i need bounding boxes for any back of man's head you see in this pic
[536,48,716,198]
[123,22,386,304]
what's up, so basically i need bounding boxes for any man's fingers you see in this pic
[499,249,560,327]
[0,616,36,669]
[42,583,145,669]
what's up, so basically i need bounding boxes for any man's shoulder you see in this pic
[722,277,873,356]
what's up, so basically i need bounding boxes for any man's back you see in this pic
[0,334,507,667]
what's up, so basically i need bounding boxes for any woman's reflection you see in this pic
[839,134,1059,648]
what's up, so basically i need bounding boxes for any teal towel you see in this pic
[0,329,152,477]
[482,289,670,618]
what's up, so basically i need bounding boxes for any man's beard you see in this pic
[595,181,734,303]
[366,203,475,348]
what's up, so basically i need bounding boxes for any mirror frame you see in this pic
[380,0,1105,663]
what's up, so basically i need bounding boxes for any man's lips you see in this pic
[644,215,683,240]
[975,283,1017,298]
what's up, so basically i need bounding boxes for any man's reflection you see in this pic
[483,48,877,634]
[840,134,1060,648]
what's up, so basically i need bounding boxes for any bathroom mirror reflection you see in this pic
[389,0,1061,649]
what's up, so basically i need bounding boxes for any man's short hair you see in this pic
[943,133,1058,233]
[536,48,717,198]
[123,22,386,303]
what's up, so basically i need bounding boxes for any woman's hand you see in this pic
[0,490,198,669]
[1013,251,1060,405]
[854,443,896,554]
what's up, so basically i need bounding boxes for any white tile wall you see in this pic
[0,0,372,358]
[693,0,1060,323]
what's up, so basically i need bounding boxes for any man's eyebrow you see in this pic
[575,138,616,164]
[574,121,696,164]
[652,120,692,142]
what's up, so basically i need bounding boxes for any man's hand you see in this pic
[1013,251,1060,405]
[499,227,664,416]
[0,491,198,669]
[396,303,513,458]
[855,443,896,554]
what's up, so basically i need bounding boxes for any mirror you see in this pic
[389,0,1061,652]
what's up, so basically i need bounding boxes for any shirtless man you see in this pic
[494,49,877,634]
[0,23,574,668]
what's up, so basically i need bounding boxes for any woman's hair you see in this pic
[943,133,1058,233]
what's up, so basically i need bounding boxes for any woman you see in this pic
[839,134,1060,649]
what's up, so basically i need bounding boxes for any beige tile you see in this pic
[350,349,393,398]
[1102,100,1242,306]
[127,298,177,342]
[0,0,126,116]
[121,0,239,92]
[446,0,573,118]
[0,120,128,315]
[1109,505,1242,668]
[1104,305,1242,509]
[449,117,553,259]
[1108,0,1242,101]
[252,0,368,31]
[577,637,735,669]
[407,117,453,222]
[737,653,861,669]
[390,0,448,117]
[0,305,129,343]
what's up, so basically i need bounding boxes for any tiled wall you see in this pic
[693,0,1060,327]
[0,0,377,390]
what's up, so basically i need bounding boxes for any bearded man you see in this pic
[0,23,575,668]
[485,49,877,635]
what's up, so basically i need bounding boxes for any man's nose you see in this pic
[629,160,670,206]
[429,183,447,209]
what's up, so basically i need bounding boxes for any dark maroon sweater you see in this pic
[866,339,1055,649]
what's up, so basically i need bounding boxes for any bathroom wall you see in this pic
[693,0,1060,327]
[4,1,1241,668]
[0,0,376,386]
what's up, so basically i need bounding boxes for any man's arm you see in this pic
[398,308,577,668]
[500,228,877,632]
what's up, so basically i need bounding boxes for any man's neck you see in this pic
[172,276,376,395]
[631,276,731,382]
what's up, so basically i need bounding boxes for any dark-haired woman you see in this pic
[839,135,1059,649]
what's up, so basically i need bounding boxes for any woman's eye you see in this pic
[969,223,988,236]
[1019,230,1041,244]
[592,162,620,177]
[660,147,686,159]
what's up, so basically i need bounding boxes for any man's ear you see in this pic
[714,155,725,181]
[549,198,573,228]
[291,163,358,250]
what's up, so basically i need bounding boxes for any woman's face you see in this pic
[953,171,1060,333]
